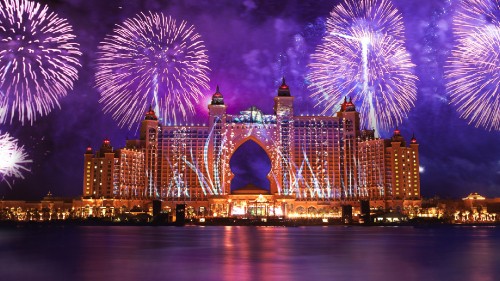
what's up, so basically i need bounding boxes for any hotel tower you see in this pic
[83,80,421,217]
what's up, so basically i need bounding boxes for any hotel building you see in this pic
[82,80,421,217]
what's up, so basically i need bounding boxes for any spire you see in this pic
[277,76,291,96]
[411,133,417,144]
[341,96,355,112]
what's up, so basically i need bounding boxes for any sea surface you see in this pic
[0,225,499,281]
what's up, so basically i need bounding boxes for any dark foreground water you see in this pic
[0,225,499,281]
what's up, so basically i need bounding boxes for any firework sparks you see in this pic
[307,0,417,134]
[446,0,500,131]
[96,12,210,128]
[0,0,81,125]
[0,131,31,187]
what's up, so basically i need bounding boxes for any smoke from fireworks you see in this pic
[307,0,417,133]
[96,12,210,128]
[446,0,500,131]
[0,131,31,188]
[0,0,81,125]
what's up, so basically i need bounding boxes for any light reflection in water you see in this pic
[0,226,499,281]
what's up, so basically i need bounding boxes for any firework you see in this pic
[0,0,81,125]
[0,131,31,187]
[308,0,417,133]
[446,0,500,131]
[96,12,210,128]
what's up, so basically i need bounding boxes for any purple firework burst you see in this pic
[446,0,500,131]
[308,0,417,133]
[0,0,81,125]
[95,12,210,128]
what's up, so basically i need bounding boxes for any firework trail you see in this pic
[0,0,81,125]
[446,0,500,131]
[308,0,417,134]
[96,12,210,128]
[0,131,31,188]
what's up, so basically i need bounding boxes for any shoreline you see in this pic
[0,218,498,228]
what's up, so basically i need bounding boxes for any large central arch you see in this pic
[222,125,281,195]
[229,139,272,193]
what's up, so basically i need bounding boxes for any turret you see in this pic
[337,96,360,135]
[99,139,113,156]
[85,146,93,155]
[211,85,224,105]
[410,133,418,144]
[273,77,294,195]
[140,106,159,142]
[340,96,356,112]
[145,105,158,120]
[139,107,159,198]
[390,128,406,146]
[277,77,291,97]
[208,85,227,127]
[274,77,294,117]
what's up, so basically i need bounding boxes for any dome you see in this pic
[277,77,291,96]
[145,105,158,120]
[211,85,224,105]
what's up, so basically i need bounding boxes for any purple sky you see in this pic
[1,0,499,200]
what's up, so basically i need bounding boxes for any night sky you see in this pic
[1,0,499,200]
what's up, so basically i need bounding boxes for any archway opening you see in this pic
[229,140,271,192]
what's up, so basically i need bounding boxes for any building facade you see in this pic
[83,80,421,216]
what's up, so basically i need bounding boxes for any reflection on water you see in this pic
[0,226,499,281]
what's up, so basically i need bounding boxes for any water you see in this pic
[0,225,499,281]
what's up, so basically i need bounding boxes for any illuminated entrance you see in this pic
[229,194,285,217]
[246,194,283,217]
[227,140,283,217]
[229,190,284,217]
